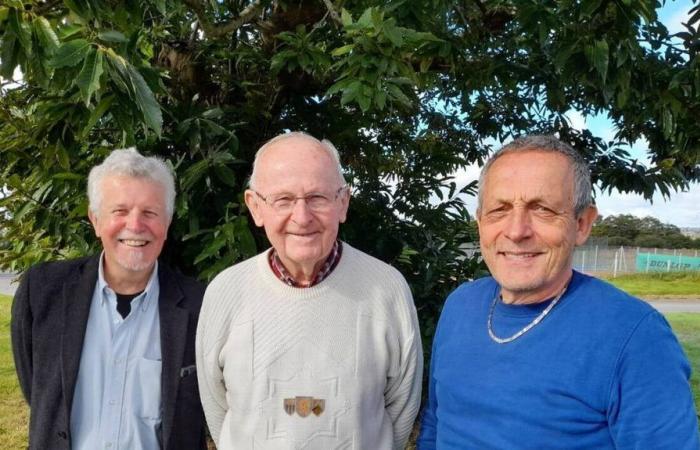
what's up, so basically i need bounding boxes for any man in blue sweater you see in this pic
[417,135,699,449]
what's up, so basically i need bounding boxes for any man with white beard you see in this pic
[12,148,207,449]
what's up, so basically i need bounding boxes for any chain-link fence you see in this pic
[573,241,700,276]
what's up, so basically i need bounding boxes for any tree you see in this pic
[2,0,700,350]
[592,214,700,249]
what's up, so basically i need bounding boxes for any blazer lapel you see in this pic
[61,255,100,418]
[158,264,189,450]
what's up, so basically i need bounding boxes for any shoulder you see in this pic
[443,276,498,313]
[568,271,656,321]
[206,251,266,294]
[19,255,98,289]
[339,243,410,288]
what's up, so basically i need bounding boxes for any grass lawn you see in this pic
[603,271,700,297]
[0,294,29,449]
[0,295,697,448]
[666,313,700,415]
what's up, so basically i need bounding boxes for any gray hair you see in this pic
[249,131,345,190]
[88,147,176,220]
[478,135,593,216]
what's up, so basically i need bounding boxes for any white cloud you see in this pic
[595,184,700,227]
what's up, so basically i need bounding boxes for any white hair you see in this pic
[87,147,176,219]
[248,131,345,190]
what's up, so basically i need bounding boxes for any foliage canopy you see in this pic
[1,0,700,346]
[592,214,700,248]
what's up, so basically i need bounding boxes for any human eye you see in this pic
[271,194,293,209]
[143,210,158,218]
[532,204,557,216]
[112,208,128,216]
[306,193,330,209]
[485,205,508,218]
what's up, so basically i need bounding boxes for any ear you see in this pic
[244,190,265,227]
[88,210,101,237]
[575,205,598,246]
[338,188,350,224]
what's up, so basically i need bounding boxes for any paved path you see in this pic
[645,300,700,314]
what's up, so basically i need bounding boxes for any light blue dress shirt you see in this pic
[70,255,162,450]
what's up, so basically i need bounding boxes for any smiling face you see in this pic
[477,150,597,303]
[244,136,349,283]
[89,175,170,286]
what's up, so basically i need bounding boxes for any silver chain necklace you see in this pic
[487,286,568,344]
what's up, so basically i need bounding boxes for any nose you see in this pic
[504,207,533,242]
[125,211,146,231]
[289,197,313,224]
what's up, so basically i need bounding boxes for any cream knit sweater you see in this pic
[196,243,422,449]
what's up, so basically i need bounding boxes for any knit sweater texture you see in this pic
[196,243,423,449]
[417,271,699,449]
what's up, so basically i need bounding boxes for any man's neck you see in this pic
[104,265,154,294]
[500,271,573,305]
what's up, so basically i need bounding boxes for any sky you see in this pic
[458,0,700,228]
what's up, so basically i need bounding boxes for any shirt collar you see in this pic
[269,240,343,288]
[97,252,159,311]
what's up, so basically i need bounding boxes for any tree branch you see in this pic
[183,0,264,39]
[321,0,343,25]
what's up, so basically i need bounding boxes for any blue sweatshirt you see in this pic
[418,271,699,449]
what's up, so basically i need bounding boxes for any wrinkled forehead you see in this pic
[256,138,343,190]
[481,151,575,205]
[99,174,167,203]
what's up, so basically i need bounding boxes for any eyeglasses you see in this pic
[254,186,347,214]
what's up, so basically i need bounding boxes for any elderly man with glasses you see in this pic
[196,132,423,449]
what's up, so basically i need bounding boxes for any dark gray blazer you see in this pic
[11,255,207,450]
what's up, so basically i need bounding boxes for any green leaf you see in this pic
[49,39,90,68]
[214,164,237,187]
[127,65,162,135]
[331,44,354,57]
[83,95,115,136]
[76,47,104,105]
[580,0,603,18]
[64,0,93,20]
[52,172,84,181]
[357,8,373,28]
[8,8,32,54]
[383,22,404,47]
[586,39,608,82]
[153,0,166,15]
[341,8,353,26]
[33,17,60,51]
[0,33,19,78]
[98,30,128,43]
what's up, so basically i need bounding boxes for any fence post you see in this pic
[613,252,618,278]
[667,260,671,272]
[646,254,650,273]
[594,245,598,272]
[581,251,586,273]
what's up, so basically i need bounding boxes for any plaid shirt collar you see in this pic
[269,240,343,288]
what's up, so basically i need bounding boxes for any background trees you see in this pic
[591,214,700,249]
[2,0,700,347]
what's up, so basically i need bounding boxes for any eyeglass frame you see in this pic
[252,185,348,214]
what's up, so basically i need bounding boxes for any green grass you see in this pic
[666,313,700,415]
[0,295,697,448]
[0,294,29,450]
[603,271,700,297]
